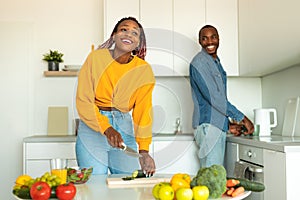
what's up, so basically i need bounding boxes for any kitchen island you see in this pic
[71,174,251,200]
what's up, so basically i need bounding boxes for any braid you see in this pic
[98,16,147,60]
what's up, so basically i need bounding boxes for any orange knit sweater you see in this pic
[76,49,155,151]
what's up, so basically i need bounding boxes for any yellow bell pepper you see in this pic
[170,173,191,192]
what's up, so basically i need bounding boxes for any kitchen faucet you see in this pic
[174,117,182,134]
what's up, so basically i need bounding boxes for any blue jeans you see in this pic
[194,123,226,168]
[76,110,140,174]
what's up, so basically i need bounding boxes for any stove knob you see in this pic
[247,150,252,158]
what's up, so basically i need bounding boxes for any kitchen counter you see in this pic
[23,133,195,143]
[226,134,300,152]
[69,174,251,200]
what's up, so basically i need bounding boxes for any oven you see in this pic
[234,144,264,200]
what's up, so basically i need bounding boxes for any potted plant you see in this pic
[43,50,64,71]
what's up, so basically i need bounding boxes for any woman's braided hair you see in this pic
[98,16,147,60]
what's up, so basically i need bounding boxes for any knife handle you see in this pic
[120,142,126,150]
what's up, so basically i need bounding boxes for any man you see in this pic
[189,25,254,168]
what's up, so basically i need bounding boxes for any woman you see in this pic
[76,17,156,176]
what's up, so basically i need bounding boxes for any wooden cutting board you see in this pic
[106,176,171,188]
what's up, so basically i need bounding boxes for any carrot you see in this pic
[226,179,240,187]
[226,187,235,196]
[231,186,245,197]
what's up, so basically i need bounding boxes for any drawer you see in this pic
[25,142,76,159]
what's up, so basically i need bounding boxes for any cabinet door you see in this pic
[206,0,239,76]
[224,142,238,177]
[263,149,286,200]
[173,0,204,76]
[153,140,200,175]
[140,0,174,76]
[104,0,139,39]
[25,159,77,178]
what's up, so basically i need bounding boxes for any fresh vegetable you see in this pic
[30,181,51,200]
[227,177,265,192]
[122,169,146,181]
[67,167,93,184]
[226,179,240,188]
[226,187,235,196]
[170,173,191,192]
[15,174,32,186]
[13,185,31,199]
[231,186,245,197]
[190,165,227,199]
[56,182,76,200]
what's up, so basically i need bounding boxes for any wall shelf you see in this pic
[44,71,78,77]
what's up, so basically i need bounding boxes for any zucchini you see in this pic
[227,177,265,192]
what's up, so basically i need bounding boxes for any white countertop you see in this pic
[23,133,195,143]
[226,134,300,152]
[70,175,251,200]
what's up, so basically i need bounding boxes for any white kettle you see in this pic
[254,108,277,136]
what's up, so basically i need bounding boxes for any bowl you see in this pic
[67,167,93,184]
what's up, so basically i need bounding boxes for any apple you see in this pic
[176,187,193,200]
[192,185,209,200]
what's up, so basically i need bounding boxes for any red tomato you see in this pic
[56,182,77,200]
[30,181,51,200]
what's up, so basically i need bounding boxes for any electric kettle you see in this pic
[254,108,277,136]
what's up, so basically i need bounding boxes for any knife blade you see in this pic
[121,142,142,158]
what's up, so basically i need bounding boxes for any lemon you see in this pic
[15,175,32,186]
[158,184,174,200]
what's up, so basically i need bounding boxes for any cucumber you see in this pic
[132,170,146,178]
[227,177,265,192]
[122,170,146,181]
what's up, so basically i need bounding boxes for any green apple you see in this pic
[175,187,193,200]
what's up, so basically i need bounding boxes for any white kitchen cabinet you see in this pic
[103,0,139,39]
[153,140,200,175]
[173,0,204,76]
[139,0,174,76]
[224,142,239,177]
[238,0,300,76]
[263,149,286,200]
[23,137,77,177]
[206,0,239,76]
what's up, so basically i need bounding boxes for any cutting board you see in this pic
[106,176,171,188]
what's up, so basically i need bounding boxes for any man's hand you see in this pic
[139,150,156,177]
[104,127,123,148]
[242,116,254,135]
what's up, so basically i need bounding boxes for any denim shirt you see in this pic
[189,49,244,132]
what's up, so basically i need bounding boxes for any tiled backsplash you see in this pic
[153,77,194,134]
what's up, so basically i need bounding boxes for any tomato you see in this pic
[30,181,51,200]
[56,182,76,200]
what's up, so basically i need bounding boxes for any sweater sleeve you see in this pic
[76,51,112,134]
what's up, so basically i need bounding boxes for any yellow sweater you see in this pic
[76,49,155,151]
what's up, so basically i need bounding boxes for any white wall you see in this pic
[262,65,300,135]
[0,0,103,199]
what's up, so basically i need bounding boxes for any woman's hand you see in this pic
[104,127,123,148]
[139,150,156,177]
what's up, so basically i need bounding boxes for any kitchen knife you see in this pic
[121,142,142,158]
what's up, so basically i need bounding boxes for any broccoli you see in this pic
[190,164,227,199]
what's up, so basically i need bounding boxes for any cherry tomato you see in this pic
[30,181,51,200]
[56,182,76,200]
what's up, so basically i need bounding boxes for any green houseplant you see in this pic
[43,50,64,71]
